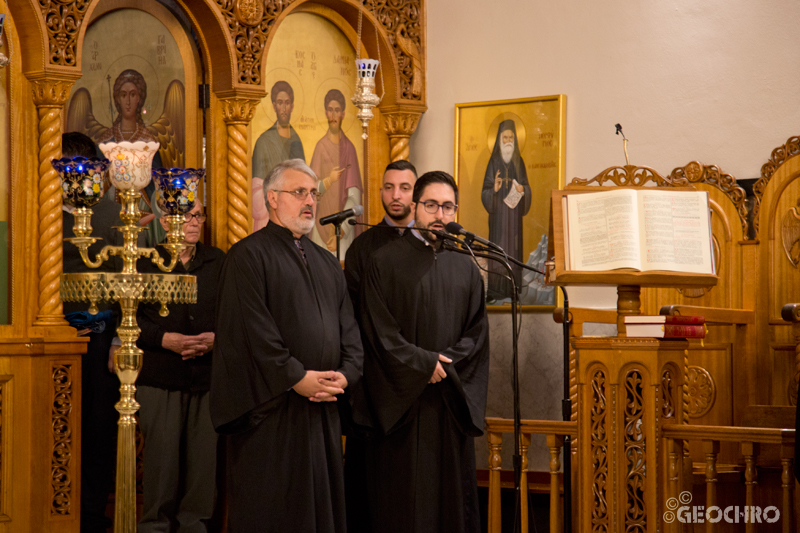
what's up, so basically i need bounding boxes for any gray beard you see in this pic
[500,142,514,164]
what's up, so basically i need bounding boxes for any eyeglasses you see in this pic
[275,189,319,202]
[420,200,457,216]
[184,213,207,223]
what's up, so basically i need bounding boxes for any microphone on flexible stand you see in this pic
[319,205,364,226]
[445,222,502,250]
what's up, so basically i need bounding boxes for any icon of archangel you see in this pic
[65,68,185,243]
[782,201,800,268]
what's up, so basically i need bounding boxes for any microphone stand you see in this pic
[333,220,343,261]
[442,239,524,533]
[449,239,573,533]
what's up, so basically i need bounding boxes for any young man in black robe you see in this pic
[481,119,532,302]
[344,159,417,313]
[210,159,363,533]
[350,171,490,533]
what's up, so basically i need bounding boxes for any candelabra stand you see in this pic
[54,147,198,533]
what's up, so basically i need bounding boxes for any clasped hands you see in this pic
[163,331,215,360]
[293,371,348,402]
[429,354,452,384]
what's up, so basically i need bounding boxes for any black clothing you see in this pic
[350,231,489,533]
[136,242,226,392]
[343,219,405,316]
[210,221,363,533]
[481,120,532,300]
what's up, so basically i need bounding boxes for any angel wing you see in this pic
[146,80,185,169]
[395,24,422,97]
[781,206,800,267]
[65,88,111,144]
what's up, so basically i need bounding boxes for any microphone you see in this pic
[445,222,500,250]
[319,205,364,226]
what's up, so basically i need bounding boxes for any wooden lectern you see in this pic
[547,187,717,531]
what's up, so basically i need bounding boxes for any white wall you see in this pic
[415,0,800,469]
[411,0,800,183]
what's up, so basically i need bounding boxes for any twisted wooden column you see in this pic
[32,79,73,327]
[383,112,422,162]
[220,98,257,249]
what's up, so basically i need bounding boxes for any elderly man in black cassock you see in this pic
[481,119,532,302]
[350,171,490,533]
[210,159,363,533]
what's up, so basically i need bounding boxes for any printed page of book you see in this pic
[637,190,714,274]
[566,189,642,271]
[504,180,523,209]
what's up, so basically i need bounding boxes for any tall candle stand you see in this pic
[53,142,199,533]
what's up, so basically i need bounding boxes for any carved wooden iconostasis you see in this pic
[0,0,425,531]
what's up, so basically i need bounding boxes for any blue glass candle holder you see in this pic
[51,156,110,208]
[151,168,204,216]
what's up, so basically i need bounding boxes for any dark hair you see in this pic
[271,81,294,103]
[384,160,417,179]
[412,171,458,205]
[324,89,345,110]
[62,132,98,158]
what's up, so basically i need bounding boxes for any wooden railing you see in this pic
[485,418,577,533]
[662,424,796,533]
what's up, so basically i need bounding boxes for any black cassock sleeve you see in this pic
[360,255,489,436]
[210,245,307,434]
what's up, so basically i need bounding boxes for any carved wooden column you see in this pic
[219,97,258,249]
[576,337,687,532]
[383,109,422,162]
[30,78,74,327]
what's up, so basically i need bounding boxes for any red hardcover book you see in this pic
[624,315,705,325]
[625,323,706,338]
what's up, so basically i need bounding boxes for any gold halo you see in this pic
[258,68,306,126]
[101,57,161,126]
[314,77,357,134]
[487,112,526,153]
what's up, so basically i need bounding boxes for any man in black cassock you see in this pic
[342,159,416,531]
[351,171,490,533]
[481,119,532,302]
[210,159,363,533]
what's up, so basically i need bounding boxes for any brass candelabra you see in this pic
[54,144,198,533]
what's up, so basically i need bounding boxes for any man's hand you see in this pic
[313,372,349,402]
[162,332,214,359]
[293,370,346,402]
[494,170,502,192]
[429,354,453,384]
[323,167,345,190]
[515,183,524,193]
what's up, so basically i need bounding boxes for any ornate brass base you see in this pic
[62,272,196,532]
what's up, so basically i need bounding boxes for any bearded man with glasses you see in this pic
[211,158,363,532]
[347,171,489,533]
[135,201,226,533]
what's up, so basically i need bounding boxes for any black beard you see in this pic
[382,200,412,223]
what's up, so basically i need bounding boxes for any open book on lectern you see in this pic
[562,188,715,274]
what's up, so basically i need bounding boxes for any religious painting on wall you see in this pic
[455,95,566,308]
[250,11,364,258]
[64,5,196,244]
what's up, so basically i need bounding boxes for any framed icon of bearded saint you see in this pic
[249,11,365,257]
[454,95,566,309]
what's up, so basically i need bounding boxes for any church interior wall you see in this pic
[411,0,800,470]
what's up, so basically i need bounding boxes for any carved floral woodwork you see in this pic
[220,97,258,247]
[669,161,749,240]
[686,365,715,418]
[383,111,421,161]
[213,0,424,101]
[38,0,90,66]
[590,369,608,532]
[753,135,800,238]
[51,364,73,516]
[623,370,646,531]
[569,164,688,188]
[661,369,675,419]
[32,79,74,326]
